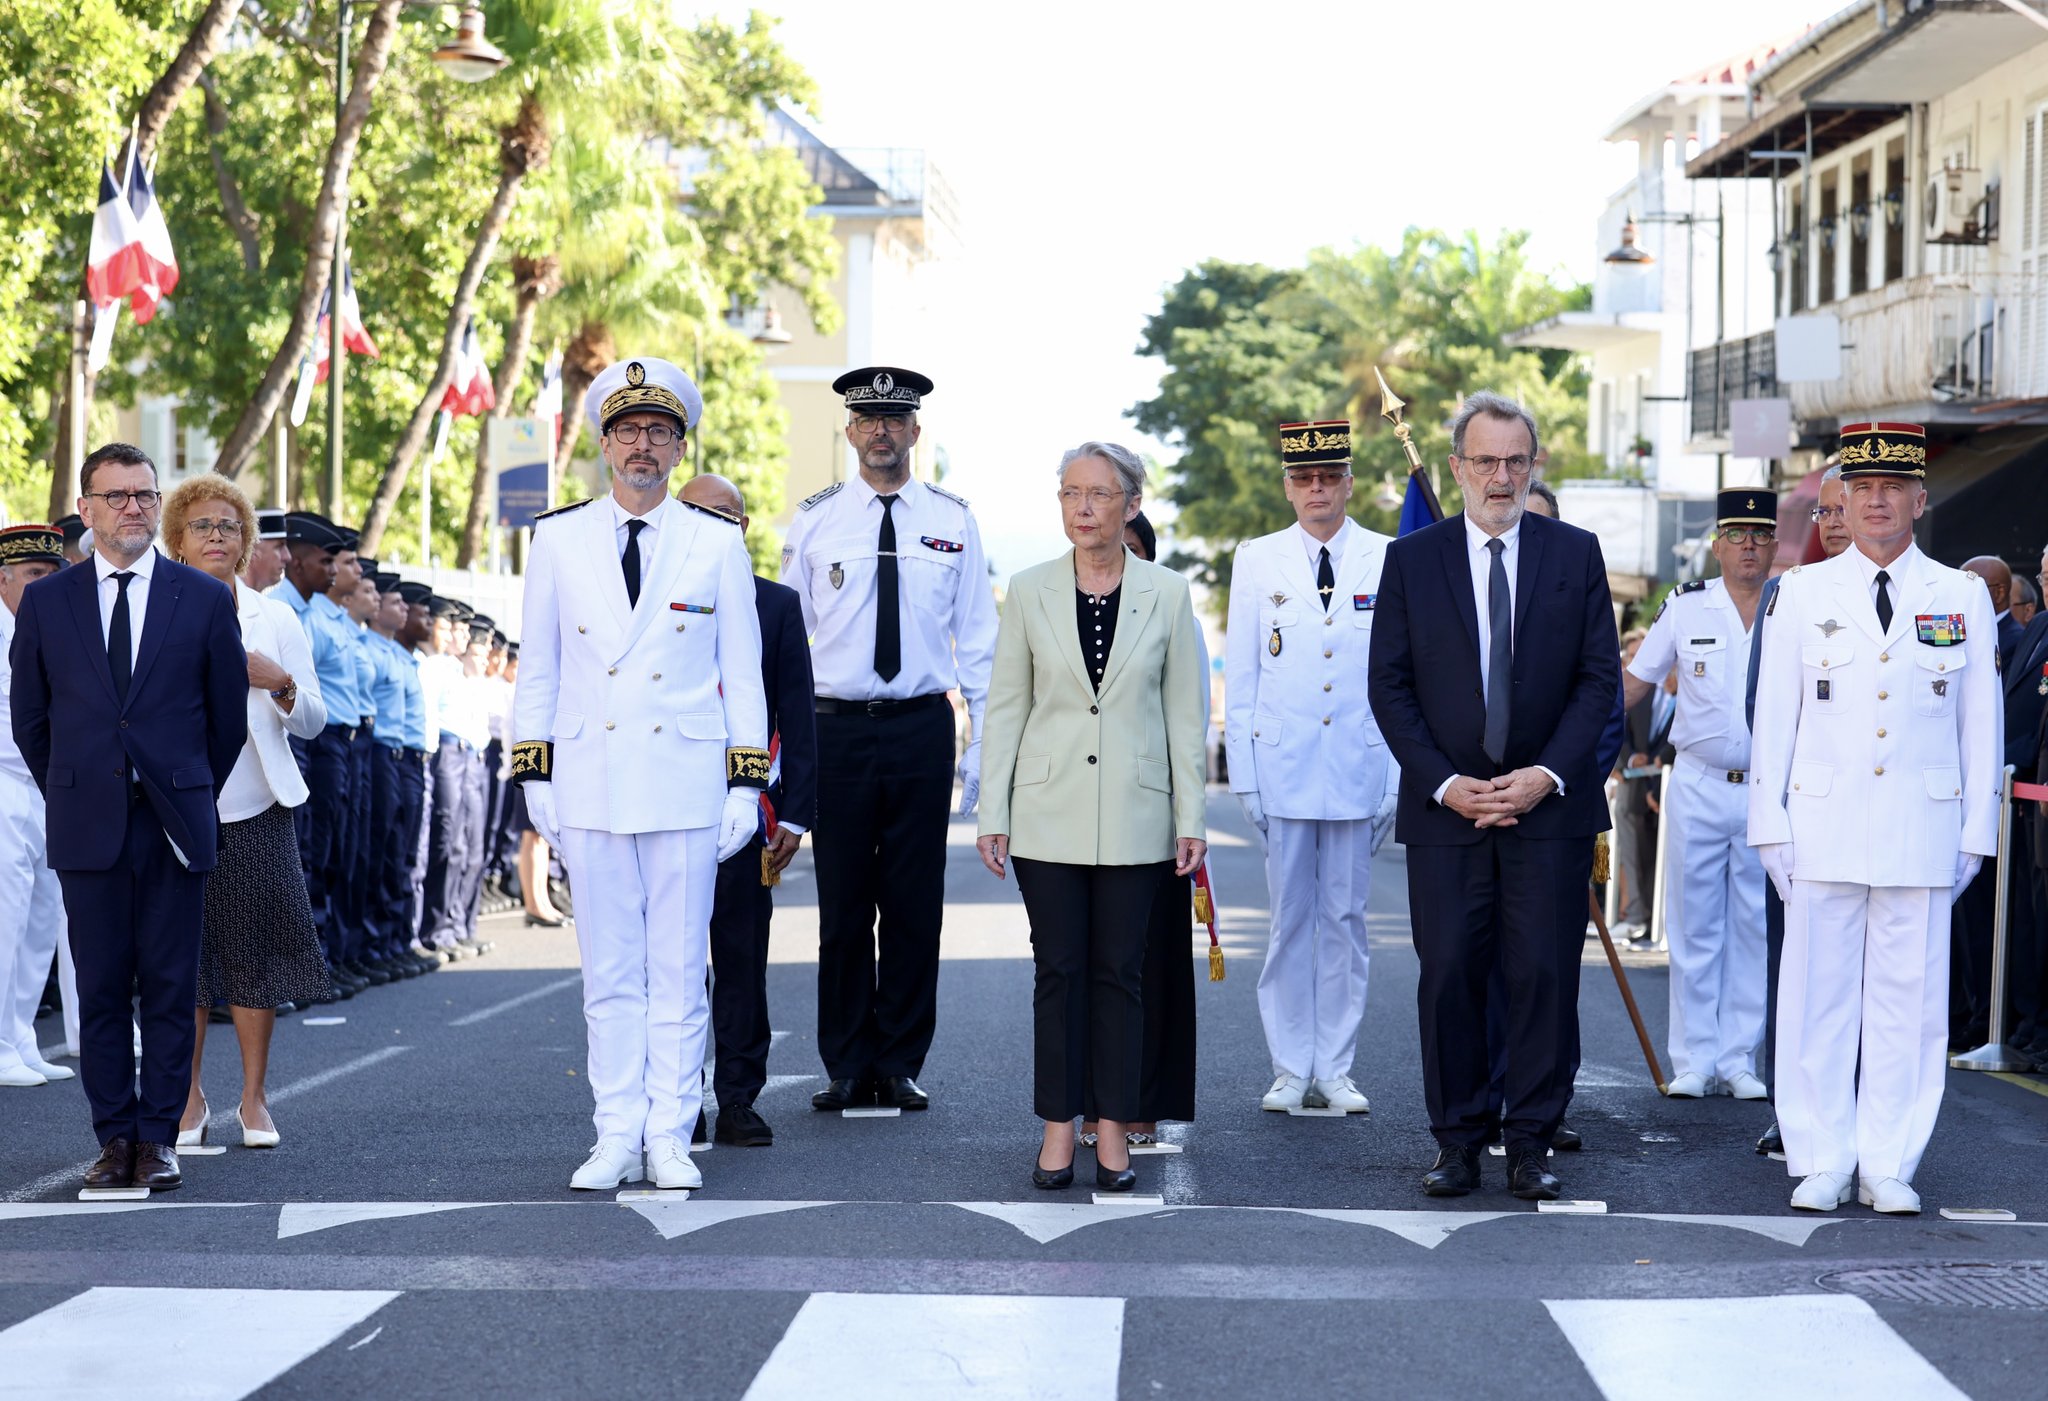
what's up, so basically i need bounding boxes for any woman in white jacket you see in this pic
[164,474,331,1150]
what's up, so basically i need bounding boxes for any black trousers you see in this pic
[811,701,953,1080]
[58,798,206,1146]
[1954,855,1998,1037]
[291,724,353,959]
[337,727,375,961]
[1764,879,1784,1098]
[710,835,772,1109]
[365,744,409,958]
[1408,831,1592,1155]
[1135,873,1197,1122]
[1014,856,1169,1124]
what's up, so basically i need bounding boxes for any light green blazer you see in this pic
[978,549,1207,865]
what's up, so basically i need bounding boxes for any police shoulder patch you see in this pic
[926,482,971,509]
[798,482,844,511]
[680,499,741,526]
[535,498,594,522]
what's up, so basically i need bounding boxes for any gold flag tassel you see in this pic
[1593,830,1610,885]
[1193,865,1224,981]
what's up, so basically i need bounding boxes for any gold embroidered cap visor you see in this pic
[1278,419,1352,469]
[0,524,64,567]
[586,356,703,436]
[1715,487,1777,529]
[1836,421,1928,478]
[833,365,933,413]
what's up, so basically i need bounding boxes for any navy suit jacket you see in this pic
[1368,510,1619,845]
[755,575,817,833]
[2004,612,2048,777]
[9,552,247,872]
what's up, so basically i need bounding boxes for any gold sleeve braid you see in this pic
[511,740,553,784]
[726,747,771,789]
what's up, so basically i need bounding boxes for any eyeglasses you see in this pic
[1719,528,1776,545]
[185,517,244,538]
[1457,454,1534,479]
[1286,470,1351,488]
[607,423,679,446]
[1809,505,1845,522]
[84,489,161,511]
[1059,487,1125,509]
[850,414,911,437]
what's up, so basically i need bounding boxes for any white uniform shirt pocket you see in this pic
[1800,641,1852,714]
[1910,647,1964,717]
[1258,607,1299,668]
[1788,760,1832,797]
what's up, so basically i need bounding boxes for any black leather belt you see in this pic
[814,693,949,718]
[1724,770,1746,783]
[326,722,358,743]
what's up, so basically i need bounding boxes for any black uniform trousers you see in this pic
[337,726,375,963]
[1136,873,1197,1122]
[290,724,354,962]
[1408,830,1592,1155]
[710,834,772,1110]
[811,700,953,1081]
[58,795,206,1147]
[422,735,482,949]
[365,742,410,959]
[1764,881,1785,1098]
[480,739,507,879]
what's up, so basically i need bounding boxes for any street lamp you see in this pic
[433,6,510,82]
[1602,214,1655,266]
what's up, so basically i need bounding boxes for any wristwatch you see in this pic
[269,679,298,703]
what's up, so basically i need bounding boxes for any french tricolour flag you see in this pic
[439,318,496,417]
[313,258,379,383]
[122,147,179,324]
[85,158,144,309]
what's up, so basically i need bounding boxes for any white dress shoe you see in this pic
[645,1136,703,1190]
[569,1137,645,1190]
[1310,1076,1370,1114]
[0,1063,47,1088]
[25,1056,73,1082]
[1261,1073,1309,1111]
[1790,1170,1855,1211]
[1858,1176,1921,1214]
[1664,1071,1715,1098]
[1725,1071,1768,1101]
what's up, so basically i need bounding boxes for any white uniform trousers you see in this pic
[558,824,715,1148]
[1256,816,1372,1080]
[0,777,65,1070]
[1662,753,1768,1082]
[1778,880,1948,1183]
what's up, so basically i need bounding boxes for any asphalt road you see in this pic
[2,788,2045,1399]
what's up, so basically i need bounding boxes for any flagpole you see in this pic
[327,0,352,522]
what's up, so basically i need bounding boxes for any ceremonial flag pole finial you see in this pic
[1373,366,1443,523]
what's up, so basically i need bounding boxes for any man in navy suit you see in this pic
[9,443,246,1190]
[680,476,818,1148]
[1368,392,1618,1201]
[1998,548,2048,1058]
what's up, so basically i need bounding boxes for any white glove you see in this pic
[1952,853,1984,905]
[1371,792,1398,856]
[957,740,981,818]
[717,790,759,863]
[524,780,564,851]
[1758,843,1794,904]
[1237,791,1268,835]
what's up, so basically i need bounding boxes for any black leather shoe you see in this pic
[84,1138,134,1189]
[348,960,392,986]
[1032,1152,1074,1190]
[881,1076,930,1110]
[1756,1121,1783,1155]
[525,911,567,928]
[1508,1149,1562,1201]
[812,1078,869,1111]
[1553,1123,1583,1152]
[273,1002,297,1017]
[1422,1145,1481,1197]
[716,1104,774,1146]
[132,1142,182,1191]
[1094,1160,1137,1192]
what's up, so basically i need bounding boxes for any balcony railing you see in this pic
[1688,331,1777,440]
[1784,274,2011,420]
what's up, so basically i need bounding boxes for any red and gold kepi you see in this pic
[0,523,64,568]
[1837,421,1926,479]
[1278,419,1351,470]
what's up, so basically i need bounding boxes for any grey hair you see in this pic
[1058,441,1146,500]
[1821,463,1843,482]
[1448,390,1541,461]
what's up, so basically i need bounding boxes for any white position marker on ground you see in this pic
[276,1202,498,1239]
[744,1293,1124,1401]
[0,1286,399,1400]
[1544,1295,1968,1401]
[448,973,582,1027]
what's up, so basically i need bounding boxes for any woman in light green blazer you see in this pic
[976,443,1208,1193]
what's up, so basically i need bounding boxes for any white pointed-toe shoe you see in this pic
[25,1054,73,1082]
[1724,1071,1769,1101]
[1790,1170,1855,1211]
[569,1137,645,1191]
[1858,1176,1921,1214]
[1664,1072,1715,1099]
[0,1062,47,1088]
[1310,1076,1371,1114]
[1261,1074,1309,1112]
[645,1136,703,1191]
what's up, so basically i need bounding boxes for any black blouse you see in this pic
[1078,584,1122,690]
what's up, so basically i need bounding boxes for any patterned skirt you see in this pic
[195,802,334,1009]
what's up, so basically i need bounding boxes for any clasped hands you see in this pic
[1441,768,1555,829]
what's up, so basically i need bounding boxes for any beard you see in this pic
[617,456,670,491]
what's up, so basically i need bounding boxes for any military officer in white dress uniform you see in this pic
[1624,488,1778,1100]
[1749,422,1999,1215]
[778,366,999,1112]
[513,356,769,1192]
[1225,421,1399,1115]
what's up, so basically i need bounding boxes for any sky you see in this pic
[714,0,1836,575]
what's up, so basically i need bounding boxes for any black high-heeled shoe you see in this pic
[1094,1160,1136,1192]
[1031,1153,1074,1190]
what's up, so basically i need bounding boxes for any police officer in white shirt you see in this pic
[1624,488,1777,1101]
[1225,420,1398,1114]
[514,355,768,1192]
[1749,422,1999,1214]
[779,366,1000,1112]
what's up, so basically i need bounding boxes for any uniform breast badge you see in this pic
[1353,594,1375,610]
[1933,678,1949,697]
[1694,661,1706,677]
[1816,679,1831,700]
[1915,613,1965,645]
[1268,626,1283,657]
[830,563,844,590]
[920,536,964,553]
[669,602,713,614]
[1816,619,1842,637]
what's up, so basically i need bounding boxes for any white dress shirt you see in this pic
[1847,539,1921,624]
[611,494,661,568]
[93,546,158,669]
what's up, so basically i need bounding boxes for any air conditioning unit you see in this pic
[1926,166,1985,242]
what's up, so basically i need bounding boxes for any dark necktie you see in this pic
[108,571,134,706]
[1874,568,1893,634]
[874,494,901,681]
[1316,546,1335,611]
[622,518,646,609]
[1483,538,1512,766]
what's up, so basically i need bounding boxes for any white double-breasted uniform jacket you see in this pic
[1747,543,2000,888]
[513,494,768,834]
[1225,519,1400,822]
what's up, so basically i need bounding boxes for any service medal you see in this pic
[1268,626,1282,658]
[830,563,844,590]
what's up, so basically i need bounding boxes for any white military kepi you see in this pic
[584,356,703,435]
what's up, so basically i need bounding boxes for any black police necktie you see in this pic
[1317,546,1335,612]
[108,571,134,706]
[622,518,646,609]
[874,494,901,681]
[1483,538,1512,766]
[1874,568,1893,634]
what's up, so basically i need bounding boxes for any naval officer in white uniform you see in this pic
[1624,488,1777,1100]
[513,356,769,1192]
[1225,420,1398,1114]
[1749,422,1999,1214]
